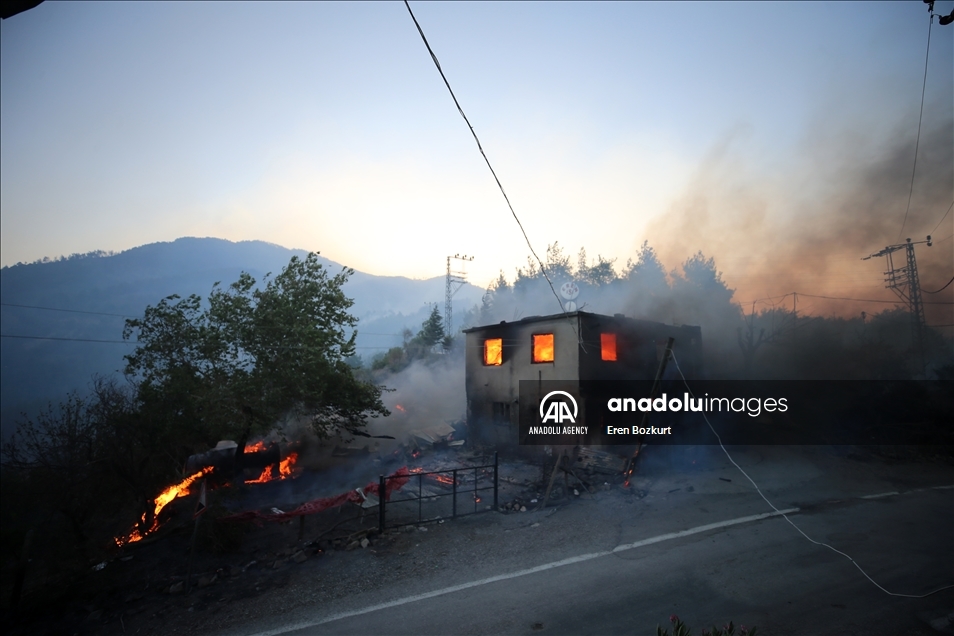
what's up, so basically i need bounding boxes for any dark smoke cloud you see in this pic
[644,114,953,325]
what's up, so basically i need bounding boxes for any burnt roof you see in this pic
[461,310,698,333]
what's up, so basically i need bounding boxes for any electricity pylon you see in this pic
[863,236,932,363]
[445,254,474,338]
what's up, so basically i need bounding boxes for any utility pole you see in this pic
[445,254,474,338]
[863,236,932,366]
[792,292,797,343]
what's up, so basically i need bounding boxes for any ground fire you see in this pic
[408,467,459,486]
[246,452,300,484]
[114,466,213,547]
[114,440,300,546]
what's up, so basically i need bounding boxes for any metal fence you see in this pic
[379,453,498,531]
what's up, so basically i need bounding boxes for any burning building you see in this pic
[463,311,702,446]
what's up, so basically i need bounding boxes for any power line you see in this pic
[402,1,583,349]
[0,303,408,337]
[897,8,935,241]
[797,292,952,305]
[0,302,135,318]
[0,333,393,350]
[734,292,794,306]
[351,333,403,336]
[1,334,134,344]
[739,292,952,306]
[929,200,953,234]
[923,276,954,294]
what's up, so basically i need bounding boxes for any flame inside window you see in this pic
[484,338,503,366]
[601,333,618,361]
[532,333,555,363]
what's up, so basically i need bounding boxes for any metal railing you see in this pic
[379,452,498,531]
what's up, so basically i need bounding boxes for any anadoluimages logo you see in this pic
[539,391,578,424]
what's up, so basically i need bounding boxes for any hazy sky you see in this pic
[2,2,952,310]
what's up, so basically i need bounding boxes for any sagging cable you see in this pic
[402,1,585,350]
[668,350,954,599]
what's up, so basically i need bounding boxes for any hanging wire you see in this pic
[928,200,953,235]
[922,275,954,294]
[0,302,135,318]
[402,1,584,349]
[669,351,954,599]
[897,8,935,241]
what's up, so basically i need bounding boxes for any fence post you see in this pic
[493,452,499,510]
[378,475,386,533]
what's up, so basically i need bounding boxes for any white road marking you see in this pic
[861,491,900,499]
[247,507,799,636]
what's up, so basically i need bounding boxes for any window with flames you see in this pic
[601,333,617,361]
[532,333,555,363]
[483,338,503,366]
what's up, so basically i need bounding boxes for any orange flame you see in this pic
[278,452,298,478]
[394,404,407,413]
[246,440,268,453]
[114,467,212,547]
[600,332,618,361]
[407,468,456,486]
[247,452,300,484]
[483,338,503,366]
[532,333,554,363]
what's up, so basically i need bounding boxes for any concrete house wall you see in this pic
[464,314,581,446]
[464,311,702,446]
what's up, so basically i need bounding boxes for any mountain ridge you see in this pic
[1,237,484,436]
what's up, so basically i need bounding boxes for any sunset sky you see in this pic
[2,2,952,317]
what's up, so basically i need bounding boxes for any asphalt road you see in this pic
[232,447,954,636]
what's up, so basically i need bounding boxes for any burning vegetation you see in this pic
[114,441,304,546]
[246,452,301,484]
[115,467,214,547]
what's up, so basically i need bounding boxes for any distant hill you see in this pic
[0,237,484,436]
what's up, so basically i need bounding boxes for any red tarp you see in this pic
[220,466,411,524]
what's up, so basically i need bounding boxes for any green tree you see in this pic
[122,253,388,446]
[624,241,668,293]
[418,305,445,348]
[491,270,511,294]
[678,251,732,299]
[577,247,618,287]
[513,242,575,294]
[670,251,737,312]
[372,346,407,373]
[620,241,672,322]
[513,255,540,294]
